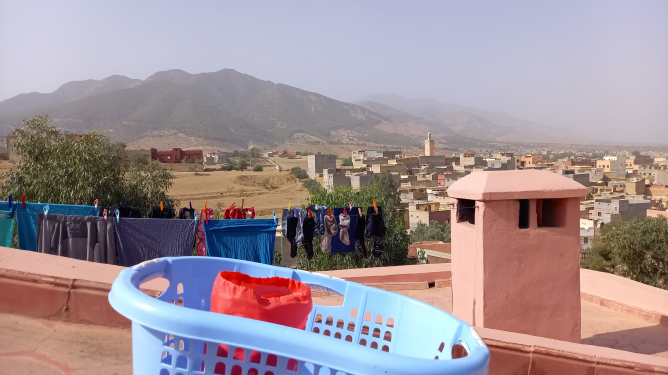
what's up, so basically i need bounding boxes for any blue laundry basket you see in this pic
[109,257,489,375]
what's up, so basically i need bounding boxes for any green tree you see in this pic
[249,147,261,158]
[253,164,263,172]
[302,178,322,194]
[581,217,668,290]
[1,114,176,213]
[608,216,668,289]
[290,170,413,271]
[411,221,451,243]
[341,157,353,166]
[237,159,248,171]
[291,166,308,179]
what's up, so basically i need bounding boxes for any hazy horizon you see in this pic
[1,1,666,144]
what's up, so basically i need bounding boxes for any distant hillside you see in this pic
[0,70,581,148]
[0,69,412,148]
[0,75,141,116]
[356,94,586,143]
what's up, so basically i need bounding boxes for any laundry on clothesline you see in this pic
[36,213,117,264]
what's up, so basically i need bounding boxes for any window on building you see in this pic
[583,237,588,244]
[518,199,530,229]
[536,198,567,227]
[456,199,476,225]
[195,155,198,159]
[167,156,171,160]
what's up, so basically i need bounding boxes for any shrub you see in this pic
[411,221,451,243]
[341,157,353,166]
[253,164,263,172]
[302,178,322,194]
[237,159,248,171]
[291,166,308,179]
[221,163,236,171]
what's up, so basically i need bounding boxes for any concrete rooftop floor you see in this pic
[1,287,667,374]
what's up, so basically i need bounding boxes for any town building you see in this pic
[553,169,591,187]
[596,157,626,179]
[307,154,337,179]
[579,219,595,254]
[407,202,451,230]
[150,148,203,163]
[590,198,651,223]
[460,153,485,168]
[624,178,646,196]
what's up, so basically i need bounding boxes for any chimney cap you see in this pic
[448,170,587,200]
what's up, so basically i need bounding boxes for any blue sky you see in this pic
[0,1,666,144]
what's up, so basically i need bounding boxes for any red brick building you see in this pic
[150,148,203,163]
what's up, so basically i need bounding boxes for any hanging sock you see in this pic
[355,213,368,257]
[302,216,316,260]
[291,208,306,245]
[338,212,351,245]
[321,214,338,254]
[366,206,387,258]
[286,216,299,258]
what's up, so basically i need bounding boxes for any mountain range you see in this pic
[0,69,579,148]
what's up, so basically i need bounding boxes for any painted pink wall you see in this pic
[480,198,582,342]
[449,170,585,343]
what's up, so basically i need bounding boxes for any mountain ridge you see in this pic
[0,69,578,147]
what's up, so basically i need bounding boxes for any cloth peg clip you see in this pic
[43,205,49,219]
[272,211,277,224]
[8,194,12,208]
[94,199,98,211]
[21,194,26,208]
[103,209,107,221]
[349,201,353,210]
[115,209,120,223]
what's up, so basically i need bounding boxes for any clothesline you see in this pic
[0,197,277,268]
[281,203,387,260]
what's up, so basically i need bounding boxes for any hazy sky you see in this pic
[1,1,666,144]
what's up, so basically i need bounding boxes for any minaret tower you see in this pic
[425,132,435,156]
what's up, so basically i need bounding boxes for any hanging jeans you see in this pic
[115,218,197,267]
[17,203,99,251]
[37,213,117,264]
[203,219,277,265]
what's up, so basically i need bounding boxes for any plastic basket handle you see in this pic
[456,326,487,359]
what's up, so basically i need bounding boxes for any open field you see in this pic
[168,168,310,218]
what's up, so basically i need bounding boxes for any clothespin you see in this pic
[189,202,193,210]
[241,199,245,210]
[343,208,347,215]
[349,201,353,210]
[103,209,107,221]
[272,211,277,224]
[358,207,362,216]
[43,205,49,219]
[94,199,98,211]
[160,201,164,212]
[194,211,198,222]
[327,208,332,218]
[8,194,12,208]
[204,201,208,225]
[124,200,128,208]
[21,194,26,208]
[115,209,120,223]
[308,209,312,218]
[373,200,378,213]
[288,201,291,211]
